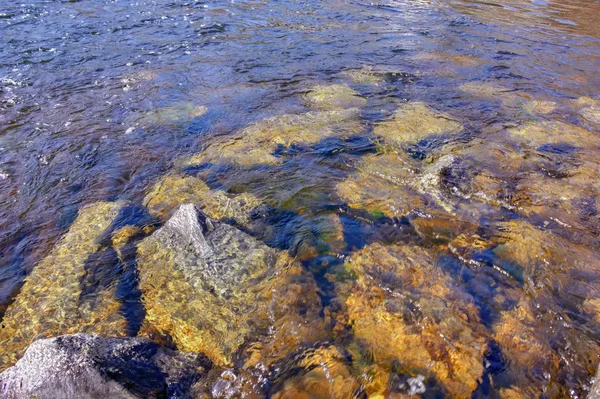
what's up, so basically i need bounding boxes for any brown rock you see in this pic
[329,243,486,398]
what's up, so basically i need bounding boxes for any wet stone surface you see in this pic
[136,204,326,367]
[0,334,211,399]
[0,202,128,372]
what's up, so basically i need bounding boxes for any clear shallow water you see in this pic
[1,0,600,397]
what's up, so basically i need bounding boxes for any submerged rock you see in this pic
[507,120,600,148]
[336,151,425,218]
[302,84,367,109]
[574,96,600,125]
[458,82,519,102]
[137,204,326,367]
[328,243,486,398]
[522,99,557,115]
[374,102,463,146]
[291,213,347,260]
[143,175,262,224]
[137,103,207,126]
[269,344,363,399]
[412,52,485,68]
[0,201,127,372]
[183,108,364,167]
[0,334,210,399]
[341,66,387,85]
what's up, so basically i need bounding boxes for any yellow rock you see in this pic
[341,66,386,85]
[374,102,463,146]
[111,225,142,251]
[522,100,556,115]
[336,152,424,218]
[184,108,364,167]
[143,175,262,224]
[0,201,127,371]
[493,301,559,398]
[574,96,600,125]
[459,82,517,101]
[292,213,346,259]
[507,120,600,148]
[412,52,485,68]
[303,84,367,109]
[138,103,207,126]
[330,243,486,398]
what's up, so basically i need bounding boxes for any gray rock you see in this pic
[136,204,326,366]
[146,203,277,298]
[0,334,210,399]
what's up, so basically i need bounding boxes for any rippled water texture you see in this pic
[1,0,600,397]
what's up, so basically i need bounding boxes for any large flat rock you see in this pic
[137,204,326,367]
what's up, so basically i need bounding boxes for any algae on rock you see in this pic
[574,96,600,125]
[270,345,363,399]
[507,120,600,148]
[137,103,207,126]
[0,201,127,372]
[136,204,326,367]
[336,151,426,218]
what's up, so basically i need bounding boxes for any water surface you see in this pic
[1,0,600,397]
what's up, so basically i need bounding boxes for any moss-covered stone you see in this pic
[0,201,127,372]
[374,102,463,146]
[136,204,326,367]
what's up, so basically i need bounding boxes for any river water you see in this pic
[1,0,600,397]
